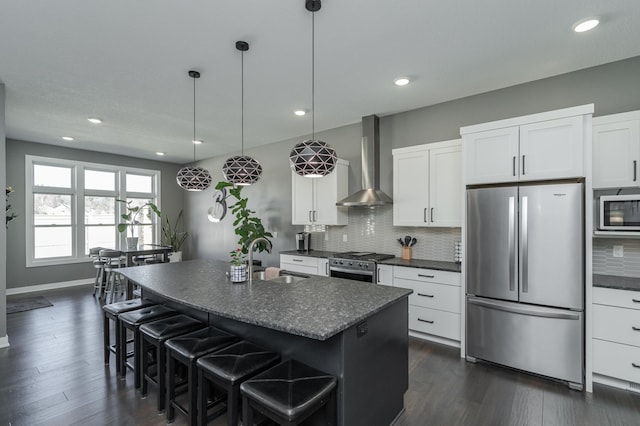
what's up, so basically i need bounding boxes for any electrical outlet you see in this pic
[272,231,278,239]
[343,234,348,242]
[613,245,624,258]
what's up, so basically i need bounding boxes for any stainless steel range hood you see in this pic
[336,114,393,207]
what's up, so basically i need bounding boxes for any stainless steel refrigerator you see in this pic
[466,181,584,390]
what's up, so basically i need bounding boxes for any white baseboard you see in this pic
[0,335,9,349]
[6,278,93,295]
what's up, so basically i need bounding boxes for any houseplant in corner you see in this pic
[161,210,188,262]
[116,199,161,250]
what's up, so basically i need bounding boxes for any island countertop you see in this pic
[119,259,412,341]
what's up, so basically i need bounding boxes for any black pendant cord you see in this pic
[193,74,197,163]
[241,48,245,156]
[311,9,315,140]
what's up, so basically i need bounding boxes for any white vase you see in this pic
[230,264,247,283]
[126,237,139,250]
[168,251,182,263]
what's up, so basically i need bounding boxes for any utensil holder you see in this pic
[402,247,412,260]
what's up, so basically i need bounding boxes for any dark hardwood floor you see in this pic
[1,285,639,425]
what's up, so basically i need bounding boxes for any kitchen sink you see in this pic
[252,271,308,284]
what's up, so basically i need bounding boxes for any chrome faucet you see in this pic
[248,237,272,283]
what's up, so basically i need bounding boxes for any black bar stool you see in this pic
[165,327,240,425]
[102,298,155,374]
[90,247,106,297]
[118,305,178,389]
[100,249,126,303]
[240,359,337,426]
[197,341,280,426]
[139,315,206,412]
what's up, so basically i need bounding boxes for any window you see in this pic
[26,156,161,267]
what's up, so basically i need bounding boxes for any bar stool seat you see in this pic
[197,341,280,426]
[139,315,206,412]
[102,298,155,374]
[118,305,178,389]
[240,359,337,426]
[165,327,240,425]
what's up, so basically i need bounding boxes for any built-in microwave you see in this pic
[599,194,640,231]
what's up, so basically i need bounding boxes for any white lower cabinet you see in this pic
[592,286,640,389]
[279,254,321,276]
[393,266,461,345]
[376,264,394,286]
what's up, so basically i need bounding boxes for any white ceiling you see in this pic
[1,0,639,164]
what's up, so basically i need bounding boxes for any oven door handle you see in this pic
[329,266,374,277]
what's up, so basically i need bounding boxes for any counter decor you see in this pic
[229,248,247,283]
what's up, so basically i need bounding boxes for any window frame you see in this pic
[25,155,162,267]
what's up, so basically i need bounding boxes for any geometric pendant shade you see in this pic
[289,139,336,178]
[177,70,212,191]
[223,41,262,186]
[289,0,337,178]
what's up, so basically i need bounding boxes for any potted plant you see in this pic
[116,199,161,250]
[161,210,188,262]
[229,247,247,282]
[214,181,272,269]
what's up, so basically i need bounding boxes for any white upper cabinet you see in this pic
[291,159,349,225]
[519,116,584,181]
[464,127,519,184]
[462,105,592,185]
[393,139,461,227]
[593,111,640,189]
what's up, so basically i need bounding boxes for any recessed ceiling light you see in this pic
[294,110,306,116]
[156,152,165,156]
[394,77,410,86]
[61,136,74,141]
[87,117,103,124]
[192,139,203,145]
[573,19,599,33]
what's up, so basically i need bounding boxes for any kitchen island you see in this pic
[119,259,412,426]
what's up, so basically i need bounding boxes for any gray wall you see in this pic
[1,83,7,339]
[186,56,640,267]
[5,139,184,289]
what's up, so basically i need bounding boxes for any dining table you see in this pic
[119,245,173,298]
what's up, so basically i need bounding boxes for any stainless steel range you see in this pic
[328,252,394,283]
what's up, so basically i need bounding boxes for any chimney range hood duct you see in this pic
[336,114,393,207]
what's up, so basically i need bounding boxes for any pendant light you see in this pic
[289,0,337,178]
[176,70,212,191]
[222,41,263,186]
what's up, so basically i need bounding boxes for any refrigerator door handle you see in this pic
[467,297,581,320]
[521,196,528,293]
[508,196,516,292]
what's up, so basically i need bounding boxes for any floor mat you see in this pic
[7,296,53,314]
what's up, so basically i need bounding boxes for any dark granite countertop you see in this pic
[593,274,640,292]
[279,250,461,273]
[378,258,461,273]
[279,249,335,259]
[119,259,412,341]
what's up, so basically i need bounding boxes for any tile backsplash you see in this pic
[593,238,640,277]
[310,206,461,262]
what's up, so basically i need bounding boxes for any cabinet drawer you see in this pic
[279,263,318,276]
[593,339,640,384]
[280,255,319,269]
[396,278,460,313]
[593,304,640,347]
[393,267,460,286]
[593,287,640,310]
[409,306,460,340]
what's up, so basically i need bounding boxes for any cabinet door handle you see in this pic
[418,274,435,278]
[430,208,434,223]
[632,326,640,331]
[326,262,329,276]
[634,160,637,182]
[512,156,516,176]
[522,155,526,175]
[309,211,313,222]
[423,208,427,223]
[293,259,303,262]
[417,318,434,324]
[633,299,640,303]
[417,293,434,298]
[633,363,640,369]
[314,210,317,221]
